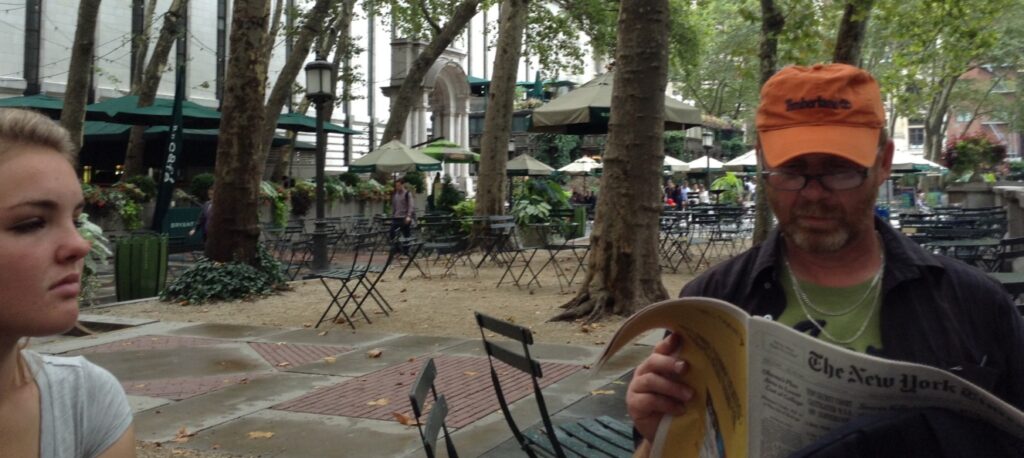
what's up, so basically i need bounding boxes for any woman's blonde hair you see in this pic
[0,108,76,164]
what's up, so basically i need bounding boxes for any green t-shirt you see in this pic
[776,264,884,355]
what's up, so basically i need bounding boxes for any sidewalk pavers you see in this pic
[33,316,650,457]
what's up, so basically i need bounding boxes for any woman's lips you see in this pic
[51,274,81,297]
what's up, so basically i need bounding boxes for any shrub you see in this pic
[325,176,355,202]
[260,181,290,227]
[78,213,112,305]
[337,172,361,187]
[160,247,286,304]
[942,134,1007,181]
[436,175,465,211]
[290,180,316,216]
[125,175,157,202]
[711,172,744,205]
[81,184,143,229]
[402,171,425,193]
[189,173,215,202]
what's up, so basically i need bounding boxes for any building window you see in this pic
[909,127,925,149]
[956,112,971,123]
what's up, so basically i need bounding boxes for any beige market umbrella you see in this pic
[507,154,555,176]
[529,71,702,134]
[349,139,442,173]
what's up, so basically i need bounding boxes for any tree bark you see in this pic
[379,0,483,144]
[832,0,874,65]
[924,75,958,162]
[131,0,159,90]
[554,0,671,323]
[60,0,102,153]
[475,0,528,217]
[256,0,333,176]
[208,0,270,265]
[261,0,284,67]
[123,0,186,177]
[752,0,784,245]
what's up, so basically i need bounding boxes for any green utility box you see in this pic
[115,234,168,301]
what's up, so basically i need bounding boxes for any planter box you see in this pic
[946,183,995,209]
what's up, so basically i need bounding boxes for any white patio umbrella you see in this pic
[891,149,948,174]
[663,155,691,173]
[558,156,601,175]
[724,149,758,172]
[686,155,724,172]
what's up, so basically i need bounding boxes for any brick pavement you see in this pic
[248,342,352,369]
[72,335,227,354]
[272,354,582,428]
[123,373,268,400]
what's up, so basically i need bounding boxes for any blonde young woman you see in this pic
[0,109,134,457]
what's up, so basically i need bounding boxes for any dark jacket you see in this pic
[194,200,212,241]
[681,216,1024,410]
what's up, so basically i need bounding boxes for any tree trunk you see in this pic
[475,0,528,217]
[123,0,186,177]
[752,0,784,245]
[208,0,270,265]
[256,0,333,175]
[131,0,159,90]
[554,0,671,323]
[924,75,957,162]
[832,0,874,65]
[261,0,284,67]
[60,0,102,153]
[379,0,483,144]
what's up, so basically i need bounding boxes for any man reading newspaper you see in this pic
[626,63,1024,455]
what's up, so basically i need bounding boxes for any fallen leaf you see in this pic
[407,357,415,362]
[367,348,383,358]
[463,371,479,376]
[400,288,407,293]
[323,356,336,364]
[247,431,275,439]
[392,412,420,426]
[593,341,606,345]
[173,426,194,443]
[238,378,250,384]
[367,398,390,406]
[317,331,328,336]
[580,326,592,334]
[212,444,221,450]
[276,362,291,367]
[302,323,312,328]
[591,389,616,396]
[134,384,147,388]
[582,364,592,370]
[172,450,187,456]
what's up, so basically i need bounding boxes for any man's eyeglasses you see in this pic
[761,169,868,191]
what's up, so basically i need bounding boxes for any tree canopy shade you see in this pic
[348,139,442,173]
[529,71,702,134]
[274,113,362,135]
[86,95,222,129]
[506,153,555,176]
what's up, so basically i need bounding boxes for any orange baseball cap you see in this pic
[756,63,885,168]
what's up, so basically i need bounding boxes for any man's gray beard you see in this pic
[784,224,851,253]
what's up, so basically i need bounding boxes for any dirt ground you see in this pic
[91,255,696,346]
[89,255,698,457]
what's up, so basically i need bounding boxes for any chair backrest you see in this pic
[409,359,458,458]
[999,237,1024,272]
[475,312,565,458]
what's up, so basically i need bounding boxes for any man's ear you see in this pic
[876,139,894,184]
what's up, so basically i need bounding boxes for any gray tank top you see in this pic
[23,350,133,458]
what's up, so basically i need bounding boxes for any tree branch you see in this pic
[419,0,443,35]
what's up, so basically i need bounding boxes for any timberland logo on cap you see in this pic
[785,96,852,111]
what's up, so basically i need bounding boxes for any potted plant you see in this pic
[510,179,570,246]
[942,133,1007,183]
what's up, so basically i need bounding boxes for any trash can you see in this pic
[115,233,168,301]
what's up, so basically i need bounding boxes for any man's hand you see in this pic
[188,229,196,237]
[405,216,411,224]
[626,333,694,441]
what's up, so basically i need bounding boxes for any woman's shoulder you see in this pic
[24,350,122,391]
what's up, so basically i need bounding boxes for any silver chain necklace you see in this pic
[787,246,885,345]
[785,254,884,317]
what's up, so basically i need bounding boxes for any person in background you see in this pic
[626,64,1024,455]
[189,187,213,242]
[390,177,415,242]
[0,108,135,457]
[698,183,710,204]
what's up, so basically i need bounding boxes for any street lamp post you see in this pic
[304,57,335,273]
[702,129,714,190]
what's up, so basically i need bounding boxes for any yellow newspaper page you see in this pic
[594,297,750,458]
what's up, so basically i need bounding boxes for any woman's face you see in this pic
[0,147,90,338]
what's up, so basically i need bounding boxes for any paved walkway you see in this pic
[33,313,656,457]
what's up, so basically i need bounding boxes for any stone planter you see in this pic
[946,182,995,208]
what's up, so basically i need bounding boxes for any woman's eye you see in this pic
[11,218,45,233]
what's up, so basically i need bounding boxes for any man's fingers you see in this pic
[636,352,689,379]
[631,372,694,404]
[628,391,688,418]
[652,332,682,356]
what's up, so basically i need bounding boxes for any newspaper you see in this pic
[595,297,1024,457]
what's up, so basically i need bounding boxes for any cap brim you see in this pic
[760,125,880,168]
